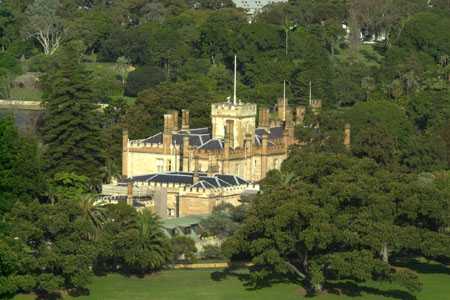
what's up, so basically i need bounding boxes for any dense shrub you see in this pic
[124,65,165,97]
[201,245,223,260]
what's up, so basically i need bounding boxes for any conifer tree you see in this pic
[40,46,105,189]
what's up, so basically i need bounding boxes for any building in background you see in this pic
[232,0,287,16]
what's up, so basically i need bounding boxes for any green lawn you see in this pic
[9,87,43,101]
[14,259,450,300]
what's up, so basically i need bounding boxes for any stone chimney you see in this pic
[170,110,179,131]
[258,107,270,129]
[295,106,306,125]
[163,113,173,154]
[127,181,133,206]
[207,154,216,177]
[122,129,129,178]
[261,131,269,178]
[181,109,190,131]
[283,108,295,152]
[193,158,201,184]
[277,97,288,121]
[344,123,351,150]
[182,135,190,172]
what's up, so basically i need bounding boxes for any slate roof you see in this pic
[255,126,284,140]
[131,172,249,189]
[140,126,284,149]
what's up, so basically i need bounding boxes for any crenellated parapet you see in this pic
[211,102,257,117]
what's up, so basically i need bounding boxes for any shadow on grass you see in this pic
[211,266,420,299]
[35,292,63,300]
[67,288,90,298]
[394,258,450,276]
[210,267,301,291]
[323,281,417,300]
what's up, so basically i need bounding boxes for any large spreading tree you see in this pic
[224,149,450,295]
[40,45,106,189]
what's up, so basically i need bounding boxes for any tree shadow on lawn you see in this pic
[394,258,450,276]
[211,269,416,299]
[323,281,417,300]
[210,268,301,290]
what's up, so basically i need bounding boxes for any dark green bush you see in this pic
[125,65,165,97]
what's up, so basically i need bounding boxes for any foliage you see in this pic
[170,236,197,263]
[96,206,171,275]
[201,244,223,260]
[6,199,97,294]
[40,45,106,188]
[200,203,244,239]
[345,100,414,166]
[124,65,166,97]
[127,77,219,138]
[225,150,450,294]
[23,0,64,56]
[0,116,43,216]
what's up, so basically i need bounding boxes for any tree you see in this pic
[200,203,243,239]
[23,0,64,56]
[345,100,415,167]
[102,97,129,180]
[40,45,106,188]
[0,116,44,217]
[171,236,197,263]
[111,209,171,274]
[0,237,35,299]
[224,150,450,294]
[115,56,131,88]
[76,194,108,240]
[127,78,219,138]
[124,65,166,97]
[6,199,97,295]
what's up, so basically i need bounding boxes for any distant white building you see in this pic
[233,0,287,16]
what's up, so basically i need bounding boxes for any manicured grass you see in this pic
[14,259,450,300]
[9,87,43,101]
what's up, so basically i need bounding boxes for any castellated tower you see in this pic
[211,102,257,149]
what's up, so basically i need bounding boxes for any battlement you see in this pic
[211,102,257,117]
[132,177,259,194]
[128,140,180,153]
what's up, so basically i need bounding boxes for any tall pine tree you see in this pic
[41,46,105,189]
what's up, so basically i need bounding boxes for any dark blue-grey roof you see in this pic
[255,126,284,140]
[131,172,249,189]
[198,138,224,150]
[141,126,284,148]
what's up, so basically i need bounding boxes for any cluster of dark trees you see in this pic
[0,48,195,300]
[0,0,449,177]
[0,0,450,298]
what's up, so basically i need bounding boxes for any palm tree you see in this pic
[130,210,171,272]
[76,194,108,240]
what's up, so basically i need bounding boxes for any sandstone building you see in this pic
[122,96,315,183]
[107,57,324,218]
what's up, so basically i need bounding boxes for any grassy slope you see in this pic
[14,259,450,300]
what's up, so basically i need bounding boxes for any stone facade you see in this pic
[122,98,309,183]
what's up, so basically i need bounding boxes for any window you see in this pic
[156,158,164,172]
[167,160,172,171]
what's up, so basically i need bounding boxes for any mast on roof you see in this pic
[309,80,312,105]
[233,55,237,105]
